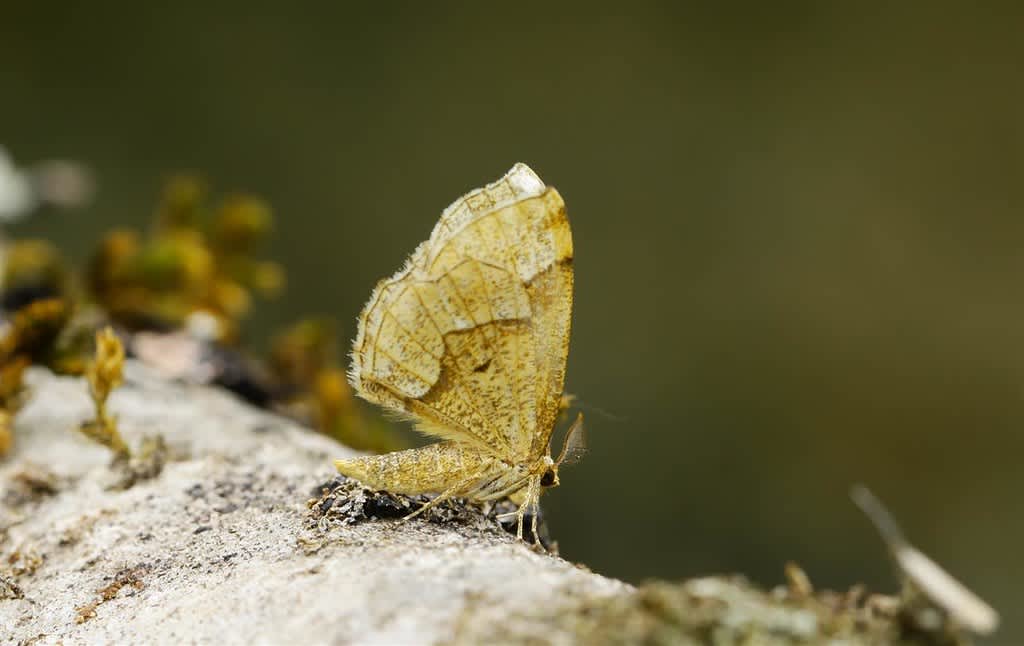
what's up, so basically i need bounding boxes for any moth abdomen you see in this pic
[334,441,489,495]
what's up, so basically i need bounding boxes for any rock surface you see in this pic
[0,364,990,646]
[0,364,627,645]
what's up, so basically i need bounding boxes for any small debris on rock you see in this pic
[5,547,43,576]
[58,509,117,547]
[307,476,557,552]
[0,573,23,599]
[3,462,61,508]
[107,434,168,490]
[75,565,148,624]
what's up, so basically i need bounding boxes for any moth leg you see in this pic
[515,476,542,542]
[496,487,527,521]
[530,494,540,546]
[529,478,547,549]
[403,469,485,521]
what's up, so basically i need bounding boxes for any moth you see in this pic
[335,163,585,543]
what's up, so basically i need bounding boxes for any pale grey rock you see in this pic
[0,363,628,645]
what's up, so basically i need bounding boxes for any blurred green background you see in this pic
[3,2,1021,637]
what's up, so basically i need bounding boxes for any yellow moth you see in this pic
[336,163,584,543]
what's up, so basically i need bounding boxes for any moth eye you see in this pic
[540,469,556,487]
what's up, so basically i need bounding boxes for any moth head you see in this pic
[543,413,586,488]
[540,466,558,487]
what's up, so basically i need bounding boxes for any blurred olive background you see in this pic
[3,2,1022,637]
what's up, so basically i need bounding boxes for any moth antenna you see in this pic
[569,396,625,423]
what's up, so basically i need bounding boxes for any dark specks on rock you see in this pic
[250,423,279,434]
[307,476,558,552]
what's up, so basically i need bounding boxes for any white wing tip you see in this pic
[505,162,546,197]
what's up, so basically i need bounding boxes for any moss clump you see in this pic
[1,173,398,458]
[0,357,29,456]
[74,326,167,488]
[448,564,981,646]
[567,570,977,646]
[88,177,283,342]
